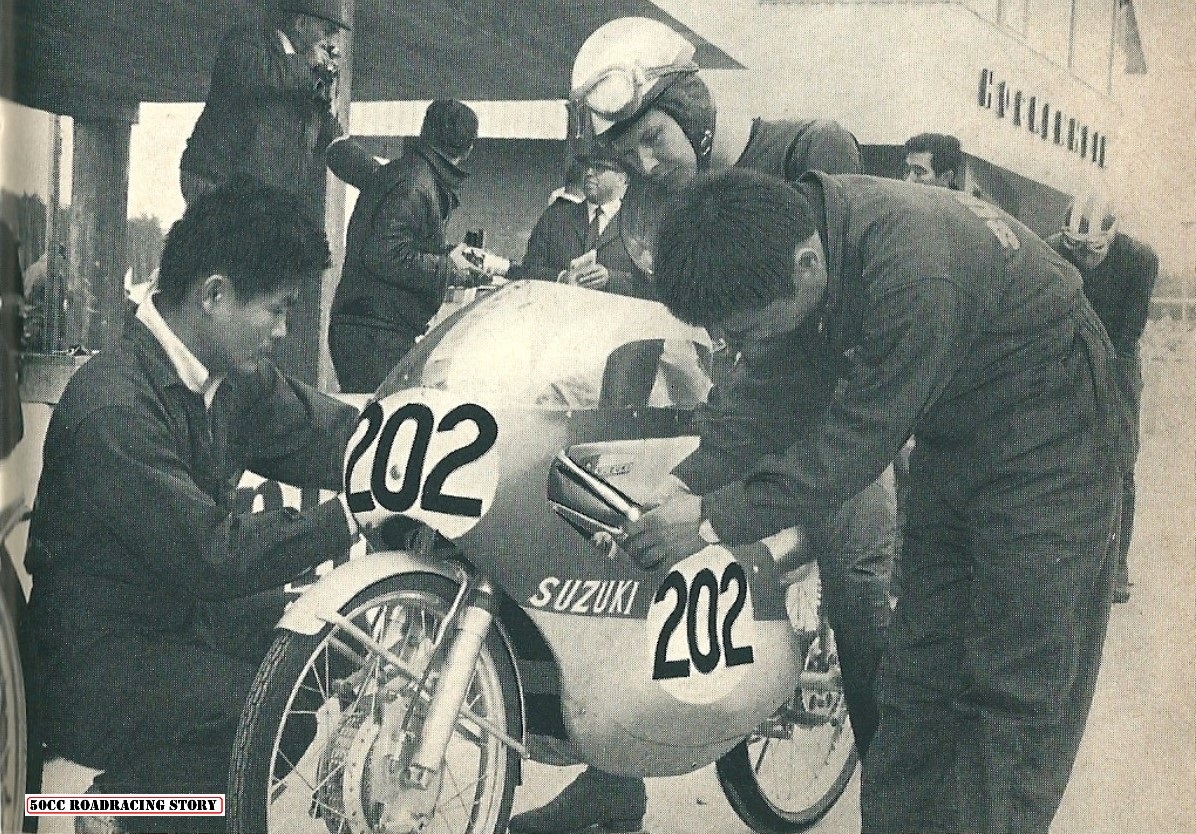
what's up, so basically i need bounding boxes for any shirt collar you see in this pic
[277,29,297,55]
[136,293,223,407]
[589,198,621,219]
[549,187,585,205]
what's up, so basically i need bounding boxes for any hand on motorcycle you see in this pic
[623,492,704,571]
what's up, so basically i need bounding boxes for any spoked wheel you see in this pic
[229,574,520,834]
[716,573,858,833]
[0,587,25,834]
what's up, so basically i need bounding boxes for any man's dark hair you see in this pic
[655,169,816,327]
[421,100,480,158]
[904,133,963,187]
[157,178,331,306]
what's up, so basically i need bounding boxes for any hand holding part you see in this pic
[623,493,704,570]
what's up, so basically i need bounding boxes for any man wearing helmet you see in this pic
[570,17,861,195]
[507,19,890,834]
[1048,191,1158,603]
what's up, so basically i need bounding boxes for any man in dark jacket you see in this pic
[23,181,360,834]
[328,100,485,393]
[631,168,1124,834]
[506,151,653,299]
[179,0,376,218]
[1048,191,1157,603]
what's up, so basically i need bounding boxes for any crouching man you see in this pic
[629,169,1125,833]
[22,181,360,833]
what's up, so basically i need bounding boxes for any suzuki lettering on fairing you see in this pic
[528,577,641,616]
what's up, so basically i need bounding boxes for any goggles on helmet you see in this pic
[1061,230,1112,257]
[569,60,699,137]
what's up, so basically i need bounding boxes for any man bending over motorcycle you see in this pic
[630,169,1123,834]
[22,180,360,834]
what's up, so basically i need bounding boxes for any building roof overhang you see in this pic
[6,0,741,120]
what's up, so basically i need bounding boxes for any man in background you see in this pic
[505,149,652,298]
[1048,190,1157,603]
[328,100,488,393]
[180,0,375,218]
[903,132,964,190]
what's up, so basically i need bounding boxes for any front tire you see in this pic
[716,572,858,833]
[229,573,520,834]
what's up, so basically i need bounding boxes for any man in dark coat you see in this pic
[22,181,360,834]
[179,0,376,218]
[506,151,653,299]
[1048,191,1157,603]
[631,168,1124,834]
[328,100,484,393]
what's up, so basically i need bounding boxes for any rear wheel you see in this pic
[716,572,858,833]
[229,573,520,834]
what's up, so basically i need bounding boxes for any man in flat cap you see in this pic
[180,0,375,220]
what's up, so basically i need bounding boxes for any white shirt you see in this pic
[277,29,297,55]
[136,291,360,536]
[587,198,621,238]
[136,293,223,408]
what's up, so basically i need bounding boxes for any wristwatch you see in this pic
[698,518,721,545]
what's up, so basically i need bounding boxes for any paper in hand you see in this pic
[570,249,598,270]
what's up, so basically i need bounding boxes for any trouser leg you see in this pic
[1113,353,1142,592]
[860,470,971,834]
[863,436,1119,834]
[818,474,896,758]
[42,636,263,834]
[328,320,417,394]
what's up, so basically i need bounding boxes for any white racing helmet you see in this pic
[1061,190,1118,253]
[570,17,699,137]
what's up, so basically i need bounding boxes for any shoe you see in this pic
[508,767,647,834]
[74,783,125,834]
[74,806,125,834]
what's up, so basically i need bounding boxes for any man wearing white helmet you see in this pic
[507,19,886,834]
[1048,191,1157,603]
[570,17,861,195]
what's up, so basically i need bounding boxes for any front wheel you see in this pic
[228,573,520,834]
[716,573,858,833]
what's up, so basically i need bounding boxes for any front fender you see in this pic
[278,550,461,635]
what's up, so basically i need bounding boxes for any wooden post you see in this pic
[68,113,134,353]
[320,0,357,392]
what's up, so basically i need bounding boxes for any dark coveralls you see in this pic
[1049,231,1157,589]
[724,115,895,757]
[23,312,356,832]
[698,173,1125,834]
[329,139,467,393]
[672,331,896,757]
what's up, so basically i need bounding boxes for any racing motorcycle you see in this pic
[227,281,857,834]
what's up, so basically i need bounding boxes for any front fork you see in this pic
[403,575,500,788]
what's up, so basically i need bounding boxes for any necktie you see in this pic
[584,206,603,251]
